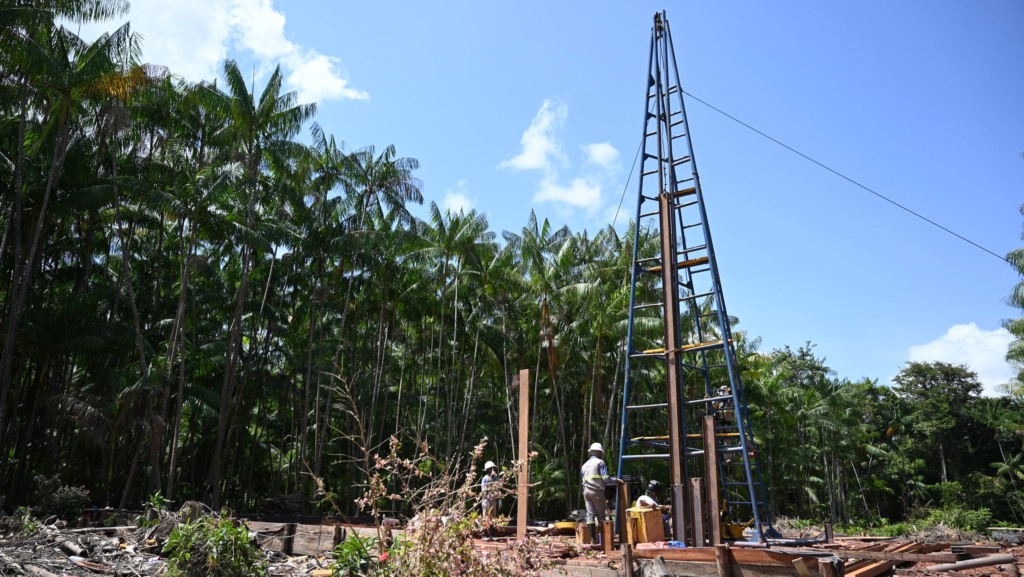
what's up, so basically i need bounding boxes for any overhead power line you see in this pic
[680,90,1011,266]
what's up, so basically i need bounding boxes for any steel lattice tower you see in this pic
[616,11,774,545]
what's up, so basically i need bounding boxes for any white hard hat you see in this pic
[589,442,604,453]
[484,461,496,471]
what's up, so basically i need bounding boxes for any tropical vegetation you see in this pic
[0,0,1022,533]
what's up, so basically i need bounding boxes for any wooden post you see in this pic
[703,415,721,545]
[824,522,833,544]
[817,558,840,577]
[332,525,345,547]
[714,544,731,577]
[689,477,704,547]
[516,368,530,540]
[284,523,296,555]
[621,543,635,577]
[602,520,614,554]
[618,480,631,542]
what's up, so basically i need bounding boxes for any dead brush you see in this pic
[316,374,548,576]
[361,437,547,577]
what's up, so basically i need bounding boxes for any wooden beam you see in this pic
[703,416,721,546]
[714,544,731,577]
[845,560,894,577]
[836,549,958,563]
[631,546,825,567]
[689,477,705,546]
[618,480,631,541]
[516,368,530,541]
[622,544,635,577]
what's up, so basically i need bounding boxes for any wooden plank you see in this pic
[248,521,292,554]
[517,368,530,541]
[602,520,614,555]
[951,544,1001,554]
[631,546,816,567]
[703,416,721,546]
[846,560,893,577]
[828,549,958,563]
[844,559,872,573]
[291,523,336,556]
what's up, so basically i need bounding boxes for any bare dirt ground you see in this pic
[2,514,1023,576]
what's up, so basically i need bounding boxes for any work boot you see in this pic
[588,523,598,544]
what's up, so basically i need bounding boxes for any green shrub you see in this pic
[875,522,913,537]
[332,532,380,577]
[923,507,992,532]
[33,475,89,522]
[162,516,267,577]
[931,482,965,509]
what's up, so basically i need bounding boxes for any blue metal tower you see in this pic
[616,11,773,546]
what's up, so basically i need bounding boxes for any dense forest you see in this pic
[2,0,1023,530]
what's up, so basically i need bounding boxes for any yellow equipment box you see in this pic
[626,506,664,544]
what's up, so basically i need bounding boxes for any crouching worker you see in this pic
[580,442,623,544]
[636,479,663,508]
[636,479,671,536]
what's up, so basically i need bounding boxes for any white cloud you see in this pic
[583,142,620,169]
[907,323,1015,396]
[500,99,620,216]
[71,0,366,103]
[443,193,474,214]
[498,99,568,172]
[229,0,294,59]
[284,52,369,104]
[443,181,474,214]
[534,176,601,210]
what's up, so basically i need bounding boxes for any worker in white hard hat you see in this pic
[480,460,500,537]
[580,442,622,544]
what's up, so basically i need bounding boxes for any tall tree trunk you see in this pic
[938,440,948,484]
[0,122,71,437]
[166,227,196,499]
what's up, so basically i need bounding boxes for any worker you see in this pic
[580,442,622,544]
[637,479,671,536]
[480,460,500,536]
[636,479,663,508]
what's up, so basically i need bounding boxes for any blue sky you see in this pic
[80,1,1024,394]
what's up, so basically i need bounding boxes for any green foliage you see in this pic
[32,475,89,523]
[3,506,41,536]
[332,533,380,577]
[148,492,172,511]
[162,517,268,577]
[922,507,992,533]
[0,4,1022,535]
[931,482,965,509]
[871,522,913,537]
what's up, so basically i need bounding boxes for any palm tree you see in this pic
[0,16,139,444]
[206,59,315,508]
